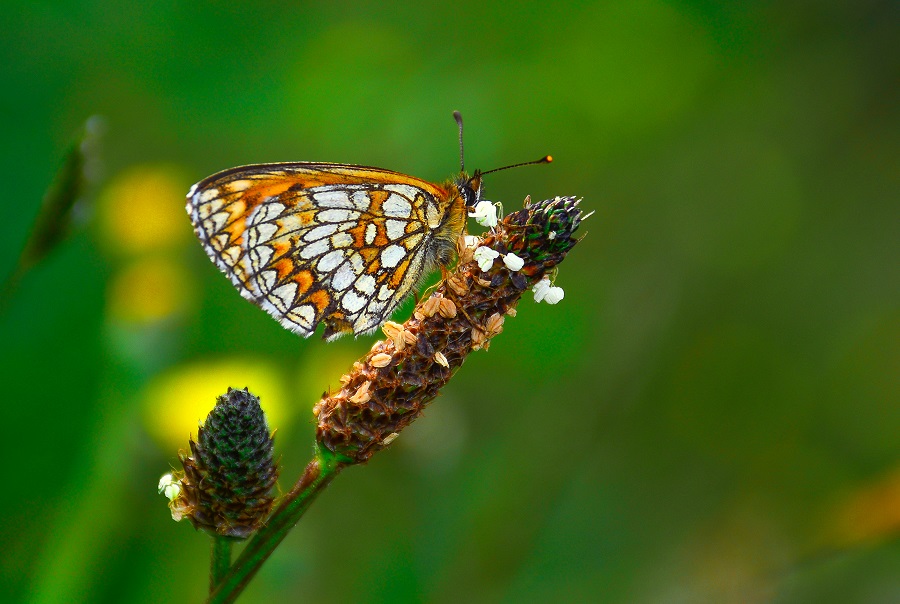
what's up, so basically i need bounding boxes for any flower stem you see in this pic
[206,446,344,604]
[210,536,232,592]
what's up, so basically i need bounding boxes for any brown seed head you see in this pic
[370,353,393,368]
[438,297,457,318]
[314,196,586,464]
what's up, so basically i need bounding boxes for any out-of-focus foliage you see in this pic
[1,2,896,603]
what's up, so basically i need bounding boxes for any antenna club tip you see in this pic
[543,155,553,163]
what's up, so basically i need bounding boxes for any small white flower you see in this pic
[544,286,565,304]
[532,277,552,302]
[532,277,565,304]
[473,246,500,271]
[157,473,173,492]
[463,235,481,249]
[468,200,498,228]
[158,473,181,501]
[502,252,525,271]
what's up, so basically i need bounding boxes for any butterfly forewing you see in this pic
[187,163,457,340]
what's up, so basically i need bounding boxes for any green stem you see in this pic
[210,536,232,592]
[207,446,345,604]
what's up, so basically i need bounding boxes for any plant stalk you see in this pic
[206,447,343,603]
[210,536,232,593]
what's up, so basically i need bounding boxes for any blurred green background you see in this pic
[2,1,897,602]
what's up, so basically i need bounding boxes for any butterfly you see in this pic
[186,112,549,341]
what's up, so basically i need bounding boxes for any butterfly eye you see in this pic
[458,180,480,209]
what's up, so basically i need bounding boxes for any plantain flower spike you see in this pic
[164,387,279,539]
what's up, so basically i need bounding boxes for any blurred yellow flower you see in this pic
[295,341,367,407]
[106,256,191,323]
[828,466,900,547]
[98,164,192,254]
[142,358,291,453]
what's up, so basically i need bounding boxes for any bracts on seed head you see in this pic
[315,196,586,464]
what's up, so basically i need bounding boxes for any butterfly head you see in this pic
[457,171,483,210]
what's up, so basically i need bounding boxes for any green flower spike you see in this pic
[170,387,279,539]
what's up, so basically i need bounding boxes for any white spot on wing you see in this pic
[317,249,344,273]
[209,212,229,232]
[303,223,339,242]
[380,244,405,268]
[383,184,420,198]
[314,190,353,208]
[385,219,406,240]
[383,194,412,218]
[331,232,354,248]
[272,283,298,310]
[251,245,273,269]
[349,252,364,272]
[254,202,285,224]
[318,208,359,223]
[364,223,377,245]
[355,274,376,295]
[342,291,367,313]
[332,263,356,291]
[249,222,278,247]
[198,198,224,219]
[228,179,252,192]
[377,284,394,301]
[199,188,219,203]
[300,238,329,259]
[352,191,371,210]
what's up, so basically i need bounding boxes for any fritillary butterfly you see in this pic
[186,113,549,340]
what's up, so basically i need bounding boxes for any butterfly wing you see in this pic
[186,163,453,340]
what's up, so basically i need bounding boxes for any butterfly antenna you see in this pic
[453,110,465,172]
[480,155,553,176]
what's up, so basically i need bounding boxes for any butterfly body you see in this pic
[187,162,480,340]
